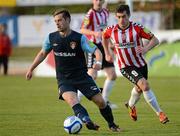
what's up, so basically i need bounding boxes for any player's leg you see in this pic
[103,66,118,109]
[121,65,169,124]
[120,66,142,121]
[91,93,121,132]
[128,86,141,107]
[125,86,141,121]
[100,42,118,109]
[137,78,169,124]
[59,83,99,130]
[78,76,120,132]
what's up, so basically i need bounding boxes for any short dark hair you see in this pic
[53,9,71,21]
[116,4,130,16]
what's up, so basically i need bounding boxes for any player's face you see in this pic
[92,0,104,10]
[116,11,130,29]
[54,14,70,32]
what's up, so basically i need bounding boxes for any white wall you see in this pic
[18,12,161,46]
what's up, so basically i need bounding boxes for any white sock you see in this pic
[128,87,141,107]
[102,79,115,102]
[143,89,162,115]
[77,90,84,102]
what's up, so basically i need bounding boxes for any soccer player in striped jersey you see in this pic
[78,0,118,109]
[102,4,169,124]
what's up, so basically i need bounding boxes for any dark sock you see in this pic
[99,105,114,127]
[99,87,103,93]
[72,103,91,123]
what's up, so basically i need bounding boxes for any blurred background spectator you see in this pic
[0,23,12,75]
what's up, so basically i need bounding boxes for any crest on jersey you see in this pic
[70,41,77,49]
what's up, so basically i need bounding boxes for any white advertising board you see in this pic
[18,12,160,46]
[16,0,118,6]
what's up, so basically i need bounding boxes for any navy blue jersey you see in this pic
[42,30,97,80]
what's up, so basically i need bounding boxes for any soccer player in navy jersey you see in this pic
[78,0,118,109]
[26,9,120,132]
[102,4,169,124]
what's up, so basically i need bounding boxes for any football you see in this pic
[63,116,83,134]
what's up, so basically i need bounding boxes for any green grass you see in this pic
[0,76,180,136]
[11,47,41,61]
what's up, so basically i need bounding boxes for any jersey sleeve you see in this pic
[81,10,93,29]
[137,24,154,40]
[42,34,52,53]
[81,35,97,53]
[102,26,113,39]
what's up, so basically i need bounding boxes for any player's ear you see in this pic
[66,17,71,23]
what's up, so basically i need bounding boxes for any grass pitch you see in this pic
[0,76,180,136]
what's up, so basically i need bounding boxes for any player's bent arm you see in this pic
[102,37,113,62]
[26,49,49,80]
[144,35,159,54]
[93,48,103,70]
[94,48,102,63]
[80,28,101,38]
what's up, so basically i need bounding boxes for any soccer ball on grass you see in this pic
[64,116,83,134]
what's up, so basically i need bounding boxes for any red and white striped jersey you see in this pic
[103,22,154,69]
[81,8,109,44]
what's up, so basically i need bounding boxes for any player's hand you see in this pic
[26,70,33,80]
[136,46,147,55]
[105,54,113,63]
[93,61,102,71]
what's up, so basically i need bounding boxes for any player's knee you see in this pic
[112,73,117,80]
[141,81,150,91]
[138,78,150,91]
[67,99,79,107]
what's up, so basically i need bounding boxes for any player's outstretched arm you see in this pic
[26,49,49,80]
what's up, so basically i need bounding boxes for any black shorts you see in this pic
[58,73,100,100]
[120,65,148,85]
[86,43,114,69]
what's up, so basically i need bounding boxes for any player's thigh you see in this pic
[137,78,150,91]
[62,91,79,107]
